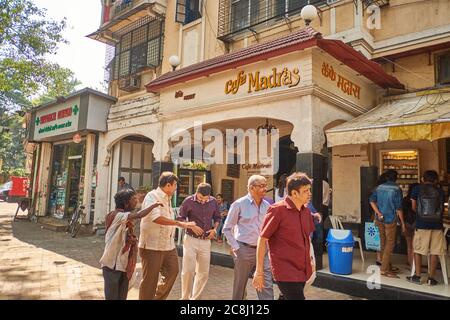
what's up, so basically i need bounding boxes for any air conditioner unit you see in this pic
[327,0,339,4]
[118,74,141,92]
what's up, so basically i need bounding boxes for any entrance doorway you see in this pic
[48,142,85,219]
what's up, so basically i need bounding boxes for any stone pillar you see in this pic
[83,133,95,224]
[296,152,324,270]
[94,133,110,226]
[36,142,52,217]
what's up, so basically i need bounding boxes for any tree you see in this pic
[0,0,69,111]
[0,0,81,178]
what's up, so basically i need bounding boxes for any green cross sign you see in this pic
[35,117,40,126]
[72,105,79,115]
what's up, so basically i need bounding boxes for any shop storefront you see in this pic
[142,28,403,258]
[326,88,450,298]
[28,88,116,223]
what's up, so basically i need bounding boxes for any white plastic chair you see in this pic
[173,207,185,246]
[329,215,364,263]
[410,254,448,285]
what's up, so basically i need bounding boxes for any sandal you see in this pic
[390,266,400,273]
[381,271,400,278]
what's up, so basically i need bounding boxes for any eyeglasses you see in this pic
[253,184,267,189]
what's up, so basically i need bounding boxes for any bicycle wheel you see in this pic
[70,220,80,238]
[69,210,80,238]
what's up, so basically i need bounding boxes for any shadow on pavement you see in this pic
[10,218,105,270]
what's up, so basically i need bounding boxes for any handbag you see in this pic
[364,221,380,251]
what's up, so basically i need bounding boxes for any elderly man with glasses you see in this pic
[223,175,274,300]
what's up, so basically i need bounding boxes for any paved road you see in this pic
[0,202,357,300]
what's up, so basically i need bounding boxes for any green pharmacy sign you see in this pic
[34,101,80,140]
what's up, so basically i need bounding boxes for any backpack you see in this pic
[417,184,443,224]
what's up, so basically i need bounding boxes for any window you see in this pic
[437,52,450,85]
[231,0,262,33]
[275,0,308,16]
[119,139,153,190]
[176,0,202,25]
[111,19,164,80]
[218,0,326,40]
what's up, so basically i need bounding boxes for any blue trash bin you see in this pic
[326,229,354,275]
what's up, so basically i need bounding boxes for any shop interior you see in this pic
[48,141,86,219]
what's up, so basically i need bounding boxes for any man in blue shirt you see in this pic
[370,170,405,278]
[407,170,446,286]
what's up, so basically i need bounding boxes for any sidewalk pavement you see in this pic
[0,202,358,300]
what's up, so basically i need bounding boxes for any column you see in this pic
[296,152,324,270]
[82,133,96,224]
[94,133,110,226]
[36,142,52,216]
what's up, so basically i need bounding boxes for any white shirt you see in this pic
[99,211,130,272]
[139,187,176,251]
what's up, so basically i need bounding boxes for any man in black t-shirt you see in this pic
[406,170,446,286]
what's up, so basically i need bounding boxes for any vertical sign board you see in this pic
[33,98,81,141]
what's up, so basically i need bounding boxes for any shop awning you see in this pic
[326,89,450,147]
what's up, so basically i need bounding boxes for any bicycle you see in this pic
[67,204,86,238]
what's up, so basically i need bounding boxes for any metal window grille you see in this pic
[113,0,134,16]
[110,17,164,80]
[437,53,450,85]
[361,0,389,10]
[176,0,202,25]
[218,0,326,41]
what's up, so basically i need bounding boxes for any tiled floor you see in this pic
[319,249,450,298]
[0,202,357,300]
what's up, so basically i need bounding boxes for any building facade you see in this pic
[88,0,450,298]
[26,88,116,224]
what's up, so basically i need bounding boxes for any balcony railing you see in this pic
[218,0,327,41]
[361,0,389,10]
[112,0,135,19]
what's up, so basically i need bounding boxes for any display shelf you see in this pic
[380,149,419,196]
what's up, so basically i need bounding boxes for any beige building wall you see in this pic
[381,53,436,90]
[332,144,370,223]
[373,0,450,41]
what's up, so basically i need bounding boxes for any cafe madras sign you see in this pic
[34,101,80,140]
[321,62,361,99]
[225,67,301,95]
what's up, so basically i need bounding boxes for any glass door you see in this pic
[49,144,69,219]
[177,169,193,207]
[193,171,207,190]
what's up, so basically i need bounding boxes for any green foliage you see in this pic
[0,0,80,175]
[0,0,72,110]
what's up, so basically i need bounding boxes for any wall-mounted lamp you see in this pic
[169,55,181,71]
[301,4,318,26]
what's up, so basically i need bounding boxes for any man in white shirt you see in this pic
[138,172,201,300]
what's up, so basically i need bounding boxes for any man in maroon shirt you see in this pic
[252,172,315,300]
[178,183,221,300]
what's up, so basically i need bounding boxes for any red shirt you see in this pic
[260,197,315,282]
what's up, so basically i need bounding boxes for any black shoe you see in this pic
[426,277,438,286]
[278,294,285,300]
[376,261,382,266]
[406,275,421,285]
